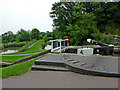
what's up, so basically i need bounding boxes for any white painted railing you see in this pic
[48,39,69,53]
[51,46,61,52]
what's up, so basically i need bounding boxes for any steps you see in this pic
[31,54,120,77]
[31,65,69,71]
[31,59,69,71]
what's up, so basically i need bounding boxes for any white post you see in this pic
[56,41,58,48]
[51,41,53,50]
[60,41,61,53]
[64,41,65,51]
[67,40,68,49]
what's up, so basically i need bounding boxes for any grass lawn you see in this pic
[0,56,44,78]
[1,55,34,63]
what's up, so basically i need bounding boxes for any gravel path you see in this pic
[2,71,118,88]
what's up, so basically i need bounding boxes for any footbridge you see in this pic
[48,39,69,53]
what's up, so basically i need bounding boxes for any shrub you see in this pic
[92,31,110,44]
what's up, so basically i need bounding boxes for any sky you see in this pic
[0,0,60,35]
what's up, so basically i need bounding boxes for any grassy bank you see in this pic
[0,56,44,78]
[4,40,46,55]
[1,39,36,53]
[20,40,45,54]
[18,39,36,52]
[1,55,33,63]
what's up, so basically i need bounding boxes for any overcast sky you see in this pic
[0,0,60,35]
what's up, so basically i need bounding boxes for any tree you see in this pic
[50,2,98,45]
[82,2,120,33]
[30,28,40,40]
[50,2,77,39]
[2,31,15,43]
[66,4,98,45]
[16,29,30,42]
[50,2,120,45]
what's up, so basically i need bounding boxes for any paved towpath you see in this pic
[2,71,118,88]
[0,52,39,56]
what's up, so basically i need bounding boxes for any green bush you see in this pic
[92,31,110,44]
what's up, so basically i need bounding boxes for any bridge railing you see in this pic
[48,39,69,53]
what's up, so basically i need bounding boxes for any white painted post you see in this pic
[56,41,58,48]
[60,41,62,53]
[67,40,68,49]
[64,41,65,51]
[51,41,53,50]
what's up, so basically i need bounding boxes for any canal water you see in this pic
[0,47,21,54]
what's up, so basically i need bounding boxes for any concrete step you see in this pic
[35,60,66,67]
[31,65,69,71]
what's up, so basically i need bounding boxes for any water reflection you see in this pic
[1,50,18,54]
[0,47,21,54]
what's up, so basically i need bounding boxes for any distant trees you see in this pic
[2,31,16,43]
[16,29,31,42]
[1,28,52,44]
[30,28,40,40]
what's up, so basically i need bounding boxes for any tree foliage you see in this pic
[50,2,98,45]
[30,28,40,40]
[2,31,16,43]
[1,29,52,44]
[50,2,120,45]
[16,29,30,42]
